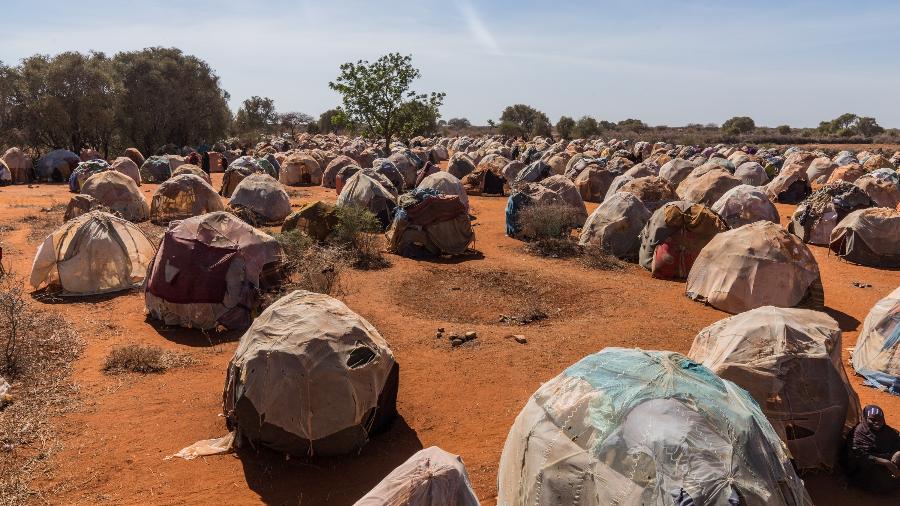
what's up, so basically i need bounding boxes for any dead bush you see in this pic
[274,230,345,296]
[0,271,82,505]
[24,203,65,242]
[581,243,628,271]
[518,203,579,240]
[331,206,390,270]
[103,344,195,374]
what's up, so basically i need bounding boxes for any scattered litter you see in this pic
[852,281,871,288]
[166,432,235,460]
[513,335,528,344]
[499,308,548,326]
[464,331,477,341]
[0,375,11,409]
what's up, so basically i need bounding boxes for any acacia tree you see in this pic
[722,116,755,135]
[278,111,313,137]
[329,53,444,150]
[499,104,552,138]
[573,116,599,138]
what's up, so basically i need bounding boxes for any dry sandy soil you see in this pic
[0,170,898,505]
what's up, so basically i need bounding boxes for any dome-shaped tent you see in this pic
[711,185,779,228]
[227,173,291,226]
[573,162,622,203]
[80,170,150,222]
[686,221,821,314]
[417,171,469,212]
[447,152,475,180]
[388,188,473,257]
[617,175,676,212]
[279,153,322,186]
[35,149,80,182]
[355,447,479,506]
[150,174,225,225]
[829,208,900,267]
[578,192,650,260]
[734,161,769,186]
[144,211,282,330]
[322,155,356,189]
[676,163,742,206]
[658,158,696,186]
[69,159,110,192]
[171,164,210,183]
[282,201,339,242]
[852,287,900,394]
[497,348,812,506]
[223,290,398,456]
[30,211,155,296]
[110,156,141,186]
[336,172,397,230]
[140,155,172,183]
[639,201,729,279]
[788,181,872,245]
[1,147,32,184]
[538,174,588,225]
[854,168,900,209]
[689,307,860,470]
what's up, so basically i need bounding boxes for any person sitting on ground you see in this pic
[845,404,900,493]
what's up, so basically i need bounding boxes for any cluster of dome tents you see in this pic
[8,131,900,503]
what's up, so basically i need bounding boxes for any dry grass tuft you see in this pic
[0,272,82,505]
[580,244,628,271]
[332,206,391,270]
[102,345,196,375]
[24,203,66,243]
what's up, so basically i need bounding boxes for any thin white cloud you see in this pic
[458,0,503,56]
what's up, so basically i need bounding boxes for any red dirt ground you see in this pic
[0,172,898,505]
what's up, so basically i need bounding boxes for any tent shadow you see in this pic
[237,415,423,505]
[30,287,139,304]
[821,306,861,332]
[145,317,244,347]
[804,473,888,506]
[418,249,485,265]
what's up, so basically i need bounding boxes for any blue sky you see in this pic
[1,0,899,127]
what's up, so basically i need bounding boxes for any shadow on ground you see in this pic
[238,416,422,505]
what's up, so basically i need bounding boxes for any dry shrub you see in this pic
[274,230,345,296]
[517,202,579,240]
[0,271,82,505]
[332,206,390,270]
[581,243,628,271]
[102,344,195,374]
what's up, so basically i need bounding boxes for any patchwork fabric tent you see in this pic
[279,153,322,186]
[852,287,900,394]
[573,162,622,203]
[110,156,141,185]
[69,159,110,192]
[505,182,572,238]
[447,153,476,180]
[658,158,696,185]
[578,192,650,260]
[145,211,282,330]
[1,147,32,184]
[765,161,811,204]
[355,447,480,506]
[686,221,821,314]
[711,184,779,228]
[388,188,473,257]
[337,172,398,230]
[830,208,900,268]
[322,155,357,188]
[30,211,155,295]
[150,174,225,225]
[539,175,588,225]
[676,164,742,206]
[788,181,872,245]
[35,149,80,182]
[418,171,469,212]
[854,168,900,209]
[80,170,150,222]
[497,348,812,506]
[689,307,860,470]
[140,155,173,183]
[171,164,210,183]
[734,161,769,186]
[638,201,729,279]
[617,175,676,212]
[223,290,398,456]
[227,173,292,225]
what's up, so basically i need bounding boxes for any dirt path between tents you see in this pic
[0,173,898,505]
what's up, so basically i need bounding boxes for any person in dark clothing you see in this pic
[201,152,211,174]
[845,405,900,493]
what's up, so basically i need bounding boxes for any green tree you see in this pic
[329,53,445,149]
[722,116,756,135]
[319,108,342,134]
[498,120,525,138]
[777,125,792,135]
[10,51,118,155]
[113,47,231,155]
[235,96,277,141]
[555,116,575,139]
[856,117,884,137]
[395,99,440,139]
[817,113,884,138]
[616,118,649,132]
[573,116,599,138]
[499,104,552,138]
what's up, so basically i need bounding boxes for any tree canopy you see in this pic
[446,117,472,131]
[234,96,277,141]
[329,53,444,149]
[499,104,552,138]
[722,116,756,135]
[818,113,884,138]
[555,116,575,139]
[573,116,599,138]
